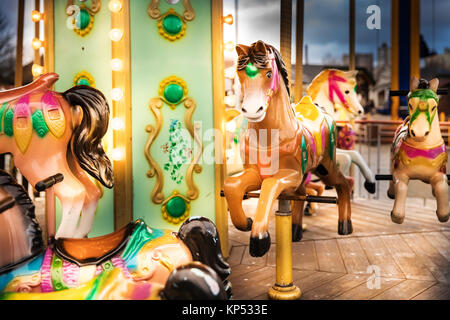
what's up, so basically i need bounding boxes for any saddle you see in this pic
[0,73,59,104]
[54,221,136,267]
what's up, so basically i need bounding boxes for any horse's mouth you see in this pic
[245,112,266,122]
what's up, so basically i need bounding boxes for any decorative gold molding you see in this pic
[147,0,162,19]
[181,0,195,21]
[157,9,186,42]
[73,70,96,87]
[183,97,202,200]
[158,75,188,109]
[66,0,101,37]
[145,98,165,204]
[161,190,191,224]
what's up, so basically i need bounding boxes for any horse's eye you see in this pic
[432,106,437,112]
[266,71,272,79]
[409,103,413,109]
[345,90,350,94]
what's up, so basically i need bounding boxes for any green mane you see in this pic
[407,89,439,102]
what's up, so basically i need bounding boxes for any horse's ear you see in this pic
[343,70,358,79]
[410,76,419,90]
[429,78,439,92]
[236,44,249,57]
[253,40,267,55]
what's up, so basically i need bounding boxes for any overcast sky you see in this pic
[0,0,449,67]
[224,0,450,66]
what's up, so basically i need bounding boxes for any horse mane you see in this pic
[0,170,44,269]
[237,41,291,97]
[307,69,332,100]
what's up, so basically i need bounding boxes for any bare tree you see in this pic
[0,12,18,86]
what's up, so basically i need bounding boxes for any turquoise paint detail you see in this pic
[301,135,308,174]
[162,14,183,35]
[324,114,335,160]
[121,219,165,271]
[3,108,13,137]
[76,9,91,30]
[0,102,7,132]
[0,253,44,292]
[32,110,50,138]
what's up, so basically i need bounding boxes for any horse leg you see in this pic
[344,149,376,194]
[223,168,262,231]
[317,161,353,235]
[250,169,302,257]
[390,171,409,224]
[292,185,306,242]
[430,172,449,222]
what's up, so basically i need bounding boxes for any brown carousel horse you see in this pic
[223,41,352,257]
[0,170,231,300]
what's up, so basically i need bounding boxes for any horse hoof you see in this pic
[387,190,395,200]
[292,224,303,242]
[437,213,449,223]
[338,219,353,235]
[364,181,376,194]
[391,211,404,224]
[249,232,271,257]
[304,204,312,216]
[236,218,253,232]
[325,185,333,190]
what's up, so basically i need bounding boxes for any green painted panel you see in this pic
[53,0,113,237]
[130,0,216,230]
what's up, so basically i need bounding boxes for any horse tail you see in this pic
[162,262,229,300]
[178,216,231,297]
[62,85,114,188]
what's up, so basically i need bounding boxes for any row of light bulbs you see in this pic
[31,10,44,77]
[109,0,125,161]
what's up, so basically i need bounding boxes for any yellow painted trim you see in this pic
[211,0,228,258]
[111,0,133,230]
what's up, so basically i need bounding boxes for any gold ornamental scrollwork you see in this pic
[145,98,165,204]
[66,0,101,37]
[145,77,202,212]
[147,0,195,42]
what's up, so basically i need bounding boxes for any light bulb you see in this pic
[223,14,233,25]
[108,0,122,13]
[32,64,44,77]
[31,10,42,22]
[109,28,123,42]
[110,58,123,71]
[111,117,125,130]
[111,88,124,101]
[226,120,236,132]
[224,41,234,52]
[111,148,125,161]
[32,38,42,50]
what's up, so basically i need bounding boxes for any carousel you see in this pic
[0,0,449,300]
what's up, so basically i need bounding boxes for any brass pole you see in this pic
[15,0,25,87]
[410,0,420,79]
[268,199,301,300]
[280,0,292,93]
[211,0,229,258]
[391,0,399,119]
[349,0,355,71]
[294,0,304,102]
[44,0,55,76]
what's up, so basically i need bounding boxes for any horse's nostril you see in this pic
[242,108,247,113]
[358,110,362,114]
[411,130,416,137]
[425,131,430,136]
[257,106,264,113]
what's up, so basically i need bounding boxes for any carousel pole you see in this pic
[268,199,301,300]
[391,0,399,119]
[15,0,24,87]
[280,0,292,93]
[294,0,304,101]
[349,0,355,71]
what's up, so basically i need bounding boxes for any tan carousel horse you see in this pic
[0,73,114,238]
[223,41,352,257]
[388,77,449,224]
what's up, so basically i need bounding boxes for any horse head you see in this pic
[235,40,288,123]
[307,69,363,121]
[407,77,440,142]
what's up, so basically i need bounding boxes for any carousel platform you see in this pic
[227,193,450,300]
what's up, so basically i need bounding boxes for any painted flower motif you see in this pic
[164,119,191,184]
[337,124,355,150]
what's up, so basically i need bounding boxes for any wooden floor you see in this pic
[226,194,450,300]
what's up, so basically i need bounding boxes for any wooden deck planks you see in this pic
[337,238,371,275]
[300,274,368,300]
[314,239,347,273]
[358,236,405,279]
[411,284,450,300]
[267,240,318,271]
[371,279,436,300]
[334,277,405,300]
